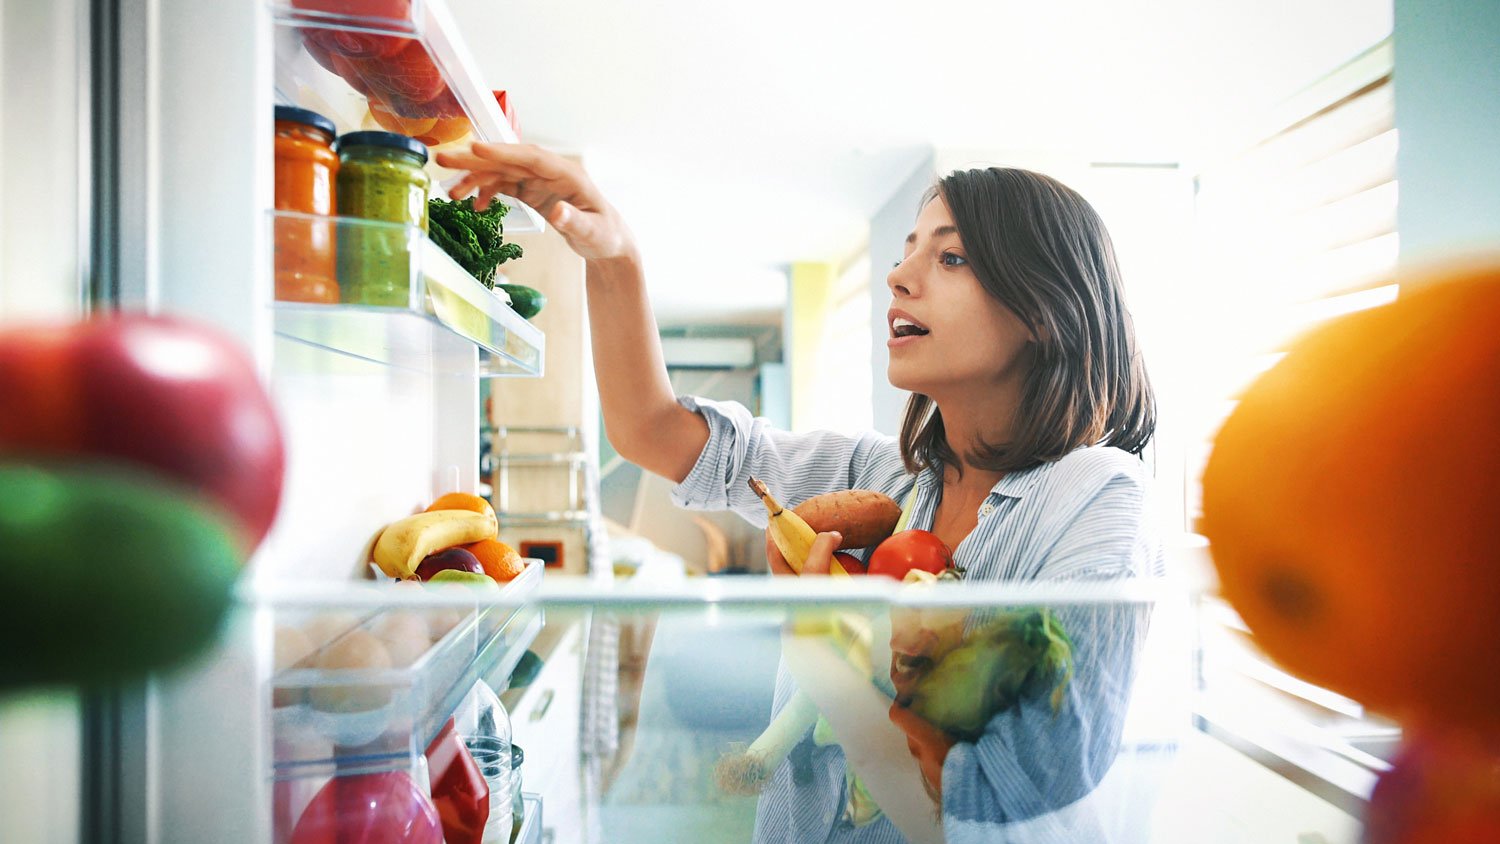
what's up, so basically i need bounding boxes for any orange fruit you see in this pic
[425,492,495,521]
[415,116,471,147]
[367,100,436,137]
[464,538,525,583]
[1201,266,1500,735]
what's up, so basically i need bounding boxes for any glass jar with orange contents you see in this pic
[273,105,339,304]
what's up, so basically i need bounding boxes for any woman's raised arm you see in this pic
[435,143,708,482]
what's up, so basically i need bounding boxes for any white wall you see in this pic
[868,151,937,436]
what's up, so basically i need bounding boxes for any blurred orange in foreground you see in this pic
[463,538,524,583]
[1201,265,1500,736]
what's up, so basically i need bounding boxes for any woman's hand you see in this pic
[888,702,957,799]
[765,530,842,576]
[434,143,636,262]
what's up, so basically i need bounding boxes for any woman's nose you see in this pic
[887,263,912,297]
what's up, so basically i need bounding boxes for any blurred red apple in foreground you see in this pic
[0,314,285,551]
[1364,729,1500,844]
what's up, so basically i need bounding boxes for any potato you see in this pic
[793,489,902,550]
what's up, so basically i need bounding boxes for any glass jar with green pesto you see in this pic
[334,131,431,306]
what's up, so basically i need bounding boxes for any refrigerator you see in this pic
[0,1,1399,843]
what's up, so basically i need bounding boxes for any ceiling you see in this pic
[453,0,1392,325]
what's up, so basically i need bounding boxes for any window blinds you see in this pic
[1187,39,1397,530]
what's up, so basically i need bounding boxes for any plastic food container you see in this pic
[334,130,430,305]
[273,105,339,304]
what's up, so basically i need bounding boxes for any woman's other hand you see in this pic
[434,143,636,261]
[765,530,841,576]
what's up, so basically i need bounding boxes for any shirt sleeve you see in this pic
[938,475,1161,839]
[669,394,896,526]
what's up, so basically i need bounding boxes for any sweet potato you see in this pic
[793,489,902,550]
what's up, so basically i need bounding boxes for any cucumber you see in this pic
[0,462,241,689]
[499,283,546,319]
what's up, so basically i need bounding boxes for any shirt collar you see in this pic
[919,458,1043,503]
[992,461,1045,499]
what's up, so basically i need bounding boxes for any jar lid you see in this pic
[335,130,429,163]
[511,744,524,767]
[273,105,336,138]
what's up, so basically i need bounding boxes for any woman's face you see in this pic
[886,196,1036,399]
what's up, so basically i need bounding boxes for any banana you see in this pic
[748,476,850,577]
[372,509,498,579]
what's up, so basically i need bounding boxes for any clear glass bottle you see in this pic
[454,680,513,843]
[333,130,430,306]
[508,745,525,844]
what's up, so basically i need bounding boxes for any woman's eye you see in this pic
[941,252,968,267]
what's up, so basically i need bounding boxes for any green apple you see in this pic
[426,569,499,590]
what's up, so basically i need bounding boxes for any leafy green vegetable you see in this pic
[427,196,524,288]
[906,607,1074,741]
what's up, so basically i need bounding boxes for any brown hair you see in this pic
[900,167,1156,475]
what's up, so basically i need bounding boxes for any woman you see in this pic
[438,144,1162,841]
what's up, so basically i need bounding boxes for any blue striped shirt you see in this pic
[670,395,1164,843]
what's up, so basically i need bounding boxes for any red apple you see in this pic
[415,547,483,581]
[0,314,286,552]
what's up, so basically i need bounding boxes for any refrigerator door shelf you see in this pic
[270,0,542,231]
[272,210,544,377]
[268,559,545,777]
[516,793,543,844]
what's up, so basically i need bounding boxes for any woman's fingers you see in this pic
[433,149,525,174]
[435,141,633,260]
[766,531,843,576]
[438,143,604,208]
[469,142,568,179]
[800,532,842,576]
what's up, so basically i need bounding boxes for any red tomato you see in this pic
[833,552,866,576]
[378,86,464,119]
[867,530,953,580]
[292,0,412,59]
[0,315,286,552]
[349,41,445,103]
[300,32,342,76]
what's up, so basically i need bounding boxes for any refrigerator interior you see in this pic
[0,0,1428,842]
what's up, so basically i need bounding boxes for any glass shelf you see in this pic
[247,573,1383,843]
[270,559,544,775]
[269,0,543,231]
[272,210,544,377]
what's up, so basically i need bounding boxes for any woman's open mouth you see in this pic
[888,311,930,348]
